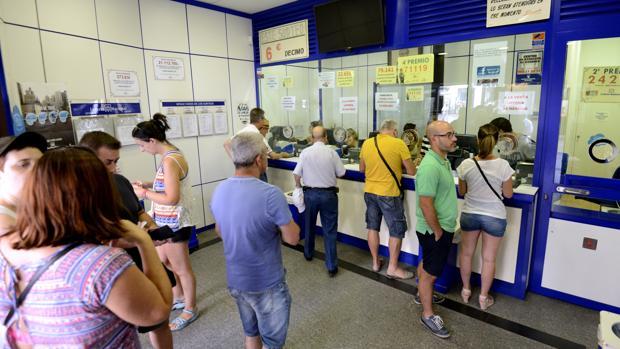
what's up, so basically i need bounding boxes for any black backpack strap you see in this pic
[472,158,503,202]
[374,136,404,199]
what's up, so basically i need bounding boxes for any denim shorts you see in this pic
[460,212,507,237]
[364,193,408,239]
[228,281,292,349]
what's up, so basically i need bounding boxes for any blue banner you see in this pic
[161,101,225,107]
[70,102,141,116]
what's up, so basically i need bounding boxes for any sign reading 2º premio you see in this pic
[259,20,309,65]
[582,66,620,103]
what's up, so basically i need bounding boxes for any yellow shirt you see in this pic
[360,134,411,197]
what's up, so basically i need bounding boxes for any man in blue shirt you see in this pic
[211,132,300,349]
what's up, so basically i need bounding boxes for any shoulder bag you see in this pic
[374,136,404,200]
[472,158,503,202]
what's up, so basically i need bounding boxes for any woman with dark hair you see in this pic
[456,124,514,310]
[132,113,198,331]
[0,147,171,347]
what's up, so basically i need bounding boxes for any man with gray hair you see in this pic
[211,132,300,349]
[359,119,416,279]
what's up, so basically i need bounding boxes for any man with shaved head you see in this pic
[415,120,458,339]
[293,126,346,277]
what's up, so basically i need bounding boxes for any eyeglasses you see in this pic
[433,132,456,138]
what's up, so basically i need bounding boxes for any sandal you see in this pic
[372,259,384,273]
[461,288,472,304]
[170,309,199,332]
[479,295,495,311]
[171,299,185,311]
[386,270,414,280]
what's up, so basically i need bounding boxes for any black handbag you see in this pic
[373,136,405,200]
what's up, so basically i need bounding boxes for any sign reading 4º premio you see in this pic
[259,20,309,65]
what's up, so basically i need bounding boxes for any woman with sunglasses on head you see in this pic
[131,113,198,332]
[0,147,171,348]
[456,123,514,310]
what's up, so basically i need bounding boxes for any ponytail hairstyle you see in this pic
[477,123,499,159]
[132,113,170,142]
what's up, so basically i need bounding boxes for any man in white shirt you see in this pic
[293,126,346,277]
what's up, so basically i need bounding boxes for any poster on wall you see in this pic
[17,82,74,148]
[161,101,226,135]
[165,115,183,139]
[153,57,185,80]
[73,117,113,144]
[471,41,507,86]
[339,97,358,114]
[108,70,140,97]
[497,91,535,115]
[406,86,424,102]
[397,54,434,84]
[281,96,296,111]
[265,76,279,89]
[259,20,309,65]
[237,103,250,125]
[114,115,143,145]
[336,70,355,87]
[282,76,294,88]
[515,51,542,85]
[486,0,551,28]
[531,32,545,49]
[198,112,214,135]
[375,92,400,111]
[182,113,199,137]
[213,109,228,134]
[318,71,335,88]
[376,66,398,85]
[70,101,142,145]
[582,66,620,103]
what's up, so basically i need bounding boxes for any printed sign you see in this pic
[498,91,535,115]
[259,20,309,65]
[472,41,507,86]
[318,71,336,89]
[265,76,279,89]
[160,101,226,136]
[336,70,355,87]
[406,86,424,102]
[153,57,185,80]
[582,66,620,103]
[374,92,400,111]
[532,32,545,49]
[339,97,358,114]
[237,103,250,125]
[397,54,434,84]
[181,114,198,137]
[281,96,296,111]
[486,0,551,28]
[108,70,139,97]
[376,66,398,85]
[515,51,542,84]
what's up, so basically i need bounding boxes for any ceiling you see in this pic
[194,0,297,14]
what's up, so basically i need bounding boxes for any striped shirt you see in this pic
[0,244,137,348]
[152,150,192,231]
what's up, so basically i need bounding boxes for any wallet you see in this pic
[148,225,175,241]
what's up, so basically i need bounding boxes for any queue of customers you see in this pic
[0,107,513,347]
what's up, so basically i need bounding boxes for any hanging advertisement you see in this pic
[582,66,620,103]
[397,54,434,84]
[153,57,185,80]
[406,86,424,102]
[498,91,535,115]
[336,70,355,87]
[471,41,507,86]
[17,82,74,148]
[108,70,140,97]
[259,20,309,65]
[375,66,398,85]
[486,0,551,28]
[318,71,336,88]
[281,96,296,111]
[374,92,400,111]
[339,97,358,114]
[515,51,543,85]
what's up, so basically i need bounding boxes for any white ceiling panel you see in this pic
[193,0,297,14]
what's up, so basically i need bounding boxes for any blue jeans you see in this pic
[303,189,339,271]
[228,281,292,349]
[460,212,507,237]
[364,193,408,238]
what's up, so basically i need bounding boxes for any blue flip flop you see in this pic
[170,309,199,332]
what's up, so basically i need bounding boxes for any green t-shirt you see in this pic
[415,149,458,234]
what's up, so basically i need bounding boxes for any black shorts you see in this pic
[416,230,454,277]
[171,226,193,242]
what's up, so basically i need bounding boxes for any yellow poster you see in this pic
[336,70,355,87]
[282,76,294,88]
[397,54,434,84]
[406,86,424,102]
[375,66,397,85]
[582,66,620,103]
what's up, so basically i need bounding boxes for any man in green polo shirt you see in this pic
[415,120,458,339]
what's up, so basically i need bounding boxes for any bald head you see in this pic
[426,120,457,155]
[426,121,451,137]
[312,126,327,141]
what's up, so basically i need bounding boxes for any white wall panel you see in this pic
[140,0,189,52]
[225,14,253,60]
[38,0,98,38]
[190,185,205,228]
[190,55,230,101]
[96,0,142,47]
[143,50,193,118]
[118,145,156,183]
[0,0,38,26]
[171,137,201,186]
[228,59,256,133]
[187,5,227,57]
[202,181,224,226]
[198,135,234,183]
[40,31,105,100]
[0,25,45,110]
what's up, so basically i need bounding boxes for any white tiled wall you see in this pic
[0,1,256,230]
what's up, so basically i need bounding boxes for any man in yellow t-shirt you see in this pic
[359,120,417,279]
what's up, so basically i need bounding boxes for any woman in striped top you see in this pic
[132,113,198,332]
[0,147,171,348]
